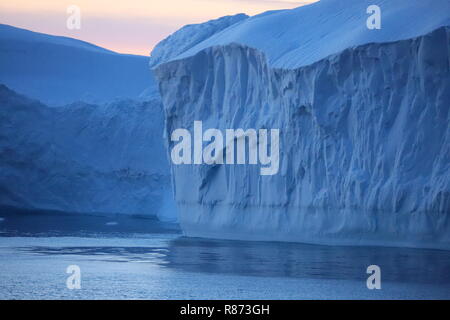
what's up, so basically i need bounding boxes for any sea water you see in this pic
[0,210,449,299]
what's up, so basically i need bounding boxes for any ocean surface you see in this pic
[0,210,449,300]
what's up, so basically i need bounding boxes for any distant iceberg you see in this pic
[0,24,180,220]
[0,85,174,220]
[0,24,154,106]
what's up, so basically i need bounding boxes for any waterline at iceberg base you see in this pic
[175,202,450,249]
[155,27,450,249]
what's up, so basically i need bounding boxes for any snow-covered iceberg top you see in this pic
[160,0,450,69]
[149,13,248,68]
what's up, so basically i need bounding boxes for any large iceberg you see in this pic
[154,0,450,248]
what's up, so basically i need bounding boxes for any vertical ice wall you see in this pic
[155,27,450,248]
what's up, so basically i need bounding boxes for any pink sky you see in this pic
[0,0,314,56]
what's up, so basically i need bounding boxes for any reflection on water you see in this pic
[2,209,450,287]
[166,238,450,284]
[19,237,450,286]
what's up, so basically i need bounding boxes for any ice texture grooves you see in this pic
[155,27,450,249]
[0,85,173,218]
[170,0,450,69]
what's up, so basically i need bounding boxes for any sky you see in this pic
[0,0,315,56]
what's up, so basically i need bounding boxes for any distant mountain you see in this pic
[0,24,155,105]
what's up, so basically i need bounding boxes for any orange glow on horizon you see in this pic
[0,0,316,55]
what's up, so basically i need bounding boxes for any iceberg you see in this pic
[171,0,450,69]
[149,14,248,69]
[154,0,450,248]
[0,85,174,219]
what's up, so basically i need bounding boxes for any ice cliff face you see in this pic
[155,26,450,248]
[0,85,173,219]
